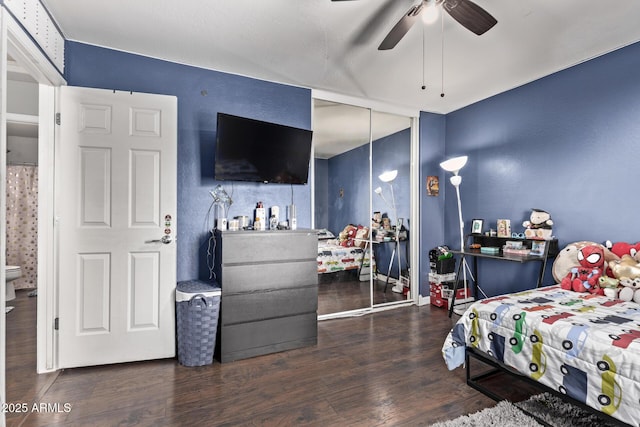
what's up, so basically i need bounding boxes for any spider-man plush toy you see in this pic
[560,245,605,295]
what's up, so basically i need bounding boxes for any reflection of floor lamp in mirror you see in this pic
[439,156,482,313]
[375,169,404,294]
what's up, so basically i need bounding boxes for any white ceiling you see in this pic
[41,0,640,154]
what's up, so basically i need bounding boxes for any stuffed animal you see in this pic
[605,241,640,260]
[560,245,605,294]
[608,254,640,303]
[618,278,640,303]
[353,226,369,249]
[599,276,620,299]
[338,224,358,247]
[523,209,553,240]
[609,254,640,280]
[552,241,617,283]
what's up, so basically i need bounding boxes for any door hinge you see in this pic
[55,112,61,125]
[54,317,59,330]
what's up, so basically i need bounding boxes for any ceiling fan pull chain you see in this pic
[422,21,427,90]
[440,9,445,98]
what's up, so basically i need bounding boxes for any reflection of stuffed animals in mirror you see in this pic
[382,217,391,230]
[522,209,553,240]
[372,212,381,230]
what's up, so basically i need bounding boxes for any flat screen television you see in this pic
[214,113,313,184]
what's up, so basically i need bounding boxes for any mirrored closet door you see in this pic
[314,99,373,315]
[371,110,411,307]
[313,98,413,316]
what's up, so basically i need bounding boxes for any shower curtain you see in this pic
[6,165,38,290]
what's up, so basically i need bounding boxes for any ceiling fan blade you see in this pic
[378,3,424,50]
[443,0,497,35]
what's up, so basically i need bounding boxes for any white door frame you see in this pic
[0,9,66,424]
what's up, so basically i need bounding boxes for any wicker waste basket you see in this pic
[176,280,221,367]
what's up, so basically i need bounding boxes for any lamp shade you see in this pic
[374,186,383,195]
[439,156,468,174]
[378,170,398,183]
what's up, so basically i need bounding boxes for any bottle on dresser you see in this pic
[288,204,297,230]
[270,206,279,230]
[255,201,266,231]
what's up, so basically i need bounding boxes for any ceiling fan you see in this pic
[332,0,497,50]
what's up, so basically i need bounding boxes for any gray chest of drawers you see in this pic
[214,229,318,363]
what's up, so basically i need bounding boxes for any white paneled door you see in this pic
[57,87,177,368]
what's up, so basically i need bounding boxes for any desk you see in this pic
[365,237,409,292]
[447,235,558,317]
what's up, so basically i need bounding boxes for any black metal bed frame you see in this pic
[465,346,629,427]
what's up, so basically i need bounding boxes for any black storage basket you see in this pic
[176,280,221,367]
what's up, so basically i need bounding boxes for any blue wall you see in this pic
[64,38,640,299]
[326,128,411,278]
[314,158,329,230]
[441,41,640,297]
[327,143,370,234]
[419,112,447,297]
[65,42,312,282]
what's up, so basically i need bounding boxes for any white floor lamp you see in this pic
[439,156,467,254]
[375,169,404,294]
[439,156,478,312]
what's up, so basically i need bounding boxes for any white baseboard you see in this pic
[418,294,429,306]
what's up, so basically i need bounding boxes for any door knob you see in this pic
[146,235,172,244]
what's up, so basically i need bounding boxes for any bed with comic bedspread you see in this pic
[317,239,374,275]
[442,285,640,426]
[317,226,374,276]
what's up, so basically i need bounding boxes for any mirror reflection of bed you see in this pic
[313,99,412,316]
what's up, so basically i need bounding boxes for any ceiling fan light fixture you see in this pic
[376,0,496,50]
[422,3,439,24]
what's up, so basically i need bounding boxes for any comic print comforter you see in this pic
[442,285,640,426]
[317,241,373,274]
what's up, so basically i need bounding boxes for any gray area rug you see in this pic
[430,393,618,427]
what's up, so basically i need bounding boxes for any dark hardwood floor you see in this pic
[318,274,406,315]
[5,288,538,426]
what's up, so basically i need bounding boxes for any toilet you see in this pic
[6,265,22,302]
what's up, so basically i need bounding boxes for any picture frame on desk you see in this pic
[471,219,484,235]
[530,240,547,256]
[497,219,511,238]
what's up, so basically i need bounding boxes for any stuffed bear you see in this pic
[523,209,553,240]
[618,277,640,303]
[608,254,640,303]
[560,245,605,295]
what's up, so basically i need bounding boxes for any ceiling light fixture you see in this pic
[422,2,439,24]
